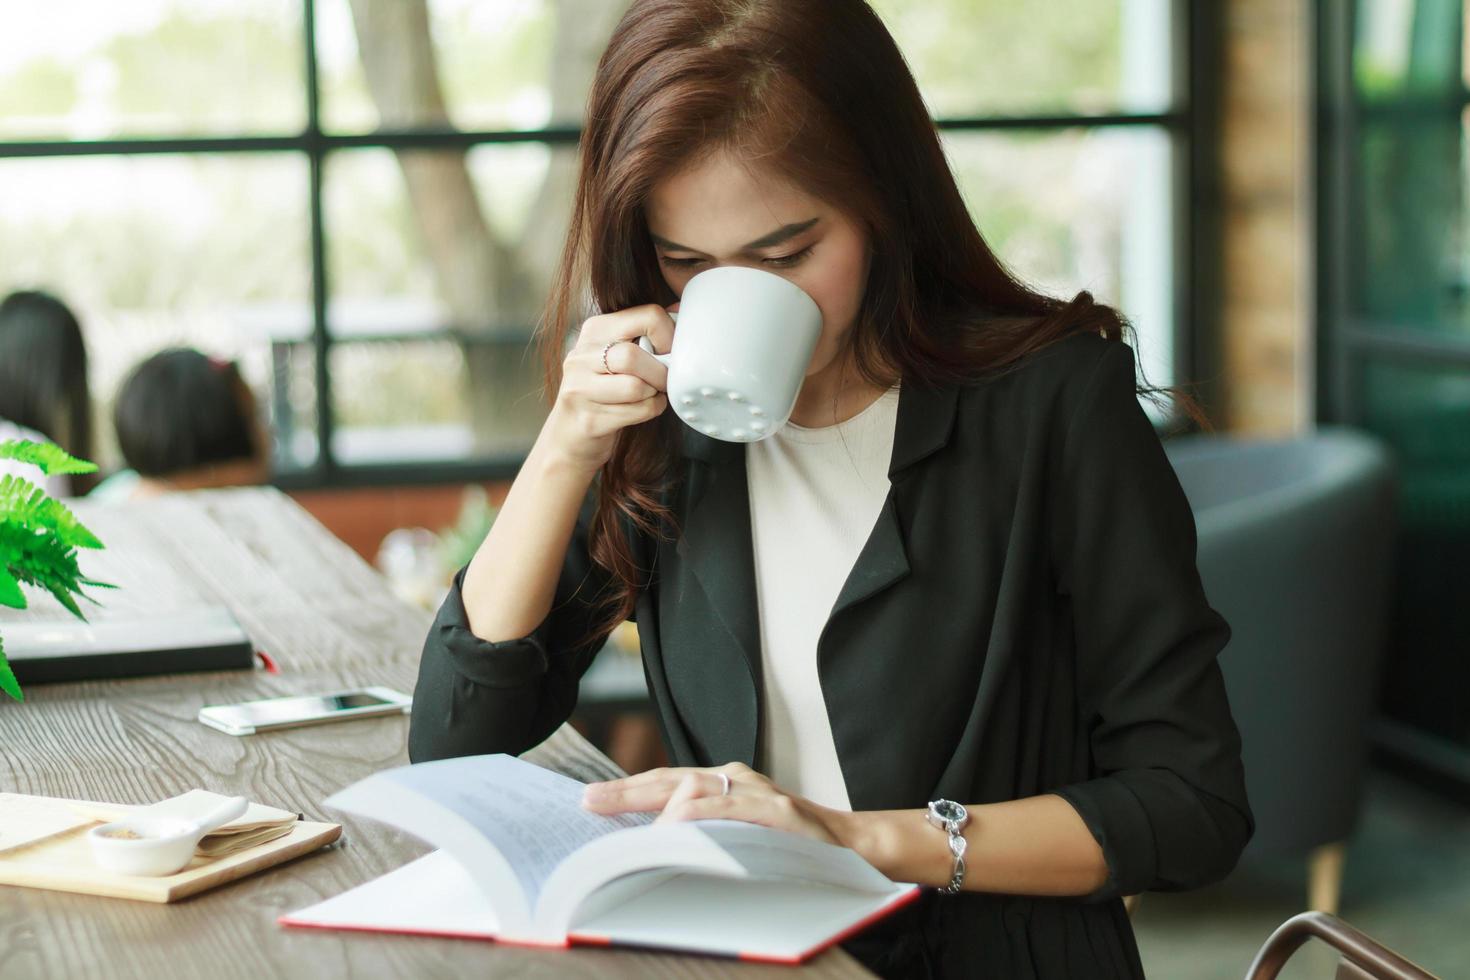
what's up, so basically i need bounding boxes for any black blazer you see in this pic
[408,331,1253,979]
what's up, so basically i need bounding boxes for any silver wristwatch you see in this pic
[925,799,970,894]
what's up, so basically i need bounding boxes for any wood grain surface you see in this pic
[0,487,873,980]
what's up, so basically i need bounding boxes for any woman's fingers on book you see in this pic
[580,765,845,847]
[582,763,752,812]
[583,766,726,811]
[653,770,727,820]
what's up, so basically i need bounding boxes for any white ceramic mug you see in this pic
[637,265,823,442]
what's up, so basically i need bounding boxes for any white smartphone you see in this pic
[197,686,413,736]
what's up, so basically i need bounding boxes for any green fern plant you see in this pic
[0,440,110,702]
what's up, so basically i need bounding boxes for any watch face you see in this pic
[931,800,965,823]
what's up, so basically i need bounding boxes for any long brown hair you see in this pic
[538,0,1194,641]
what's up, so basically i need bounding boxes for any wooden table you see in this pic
[0,488,872,980]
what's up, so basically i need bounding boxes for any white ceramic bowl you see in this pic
[87,795,248,877]
[88,817,205,876]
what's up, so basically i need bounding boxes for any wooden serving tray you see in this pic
[0,794,340,903]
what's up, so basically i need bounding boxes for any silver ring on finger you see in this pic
[601,340,618,375]
[718,772,731,797]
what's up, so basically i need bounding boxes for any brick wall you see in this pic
[1219,0,1315,435]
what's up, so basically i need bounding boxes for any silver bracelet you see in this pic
[942,830,968,894]
[925,799,970,895]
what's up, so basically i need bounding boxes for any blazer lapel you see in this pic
[676,428,763,766]
[887,377,961,476]
[826,492,910,619]
[827,379,960,619]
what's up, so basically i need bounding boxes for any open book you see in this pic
[280,737,920,963]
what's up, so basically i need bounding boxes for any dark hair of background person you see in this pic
[536,0,1210,642]
[0,289,93,462]
[113,348,259,478]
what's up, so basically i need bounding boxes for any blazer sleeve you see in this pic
[406,485,632,763]
[1048,340,1254,902]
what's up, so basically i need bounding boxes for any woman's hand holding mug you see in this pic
[543,303,677,474]
[637,266,822,442]
[543,265,824,474]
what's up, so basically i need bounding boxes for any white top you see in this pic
[0,418,70,498]
[745,384,902,811]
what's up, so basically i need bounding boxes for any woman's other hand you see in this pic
[580,762,852,848]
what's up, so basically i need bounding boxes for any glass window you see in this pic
[0,1,305,139]
[1351,111,1468,335]
[1340,4,1470,337]
[1353,0,1465,98]
[0,153,315,472]
[329,339,473,464]
[315,0,623,133]
[871,0,1175,116]
[322,144,575,461]
[1362,358,1470,467]
[944,126,1176,389]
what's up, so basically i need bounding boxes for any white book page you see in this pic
[692,819,903,894]
[327,753,652,937]
[326,772,534,933]
[281,851,500,939]
[535,821,747,934]
[537,819,910,940]
[570,874,919,961]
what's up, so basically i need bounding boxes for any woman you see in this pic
[90,348,268,501]
[409,2,1251,976]
[0,289,93,497]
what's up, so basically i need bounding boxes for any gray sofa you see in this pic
[1163,427,1398,912]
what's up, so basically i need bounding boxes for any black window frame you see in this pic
[0,0,1217,490]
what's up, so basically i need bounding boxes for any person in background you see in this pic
[0,289,93,497]
[89,348,268,502]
